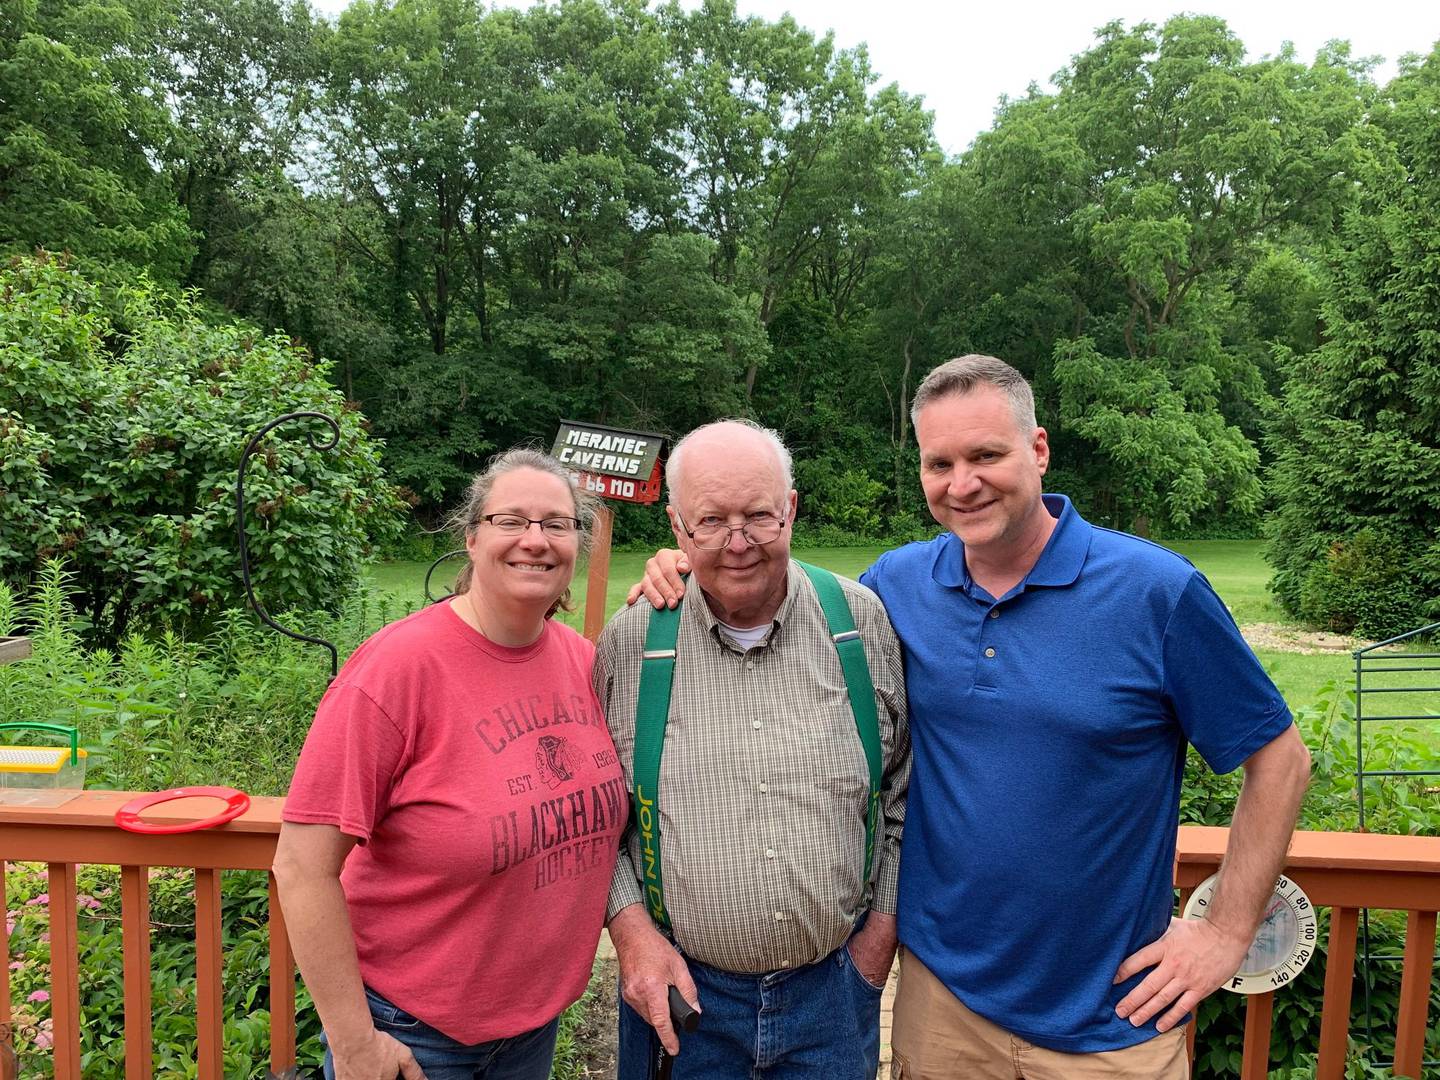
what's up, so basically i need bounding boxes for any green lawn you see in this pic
[366,539,1429,715]
[369,539,1275,628]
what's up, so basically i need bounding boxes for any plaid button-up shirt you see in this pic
[595,561,910,974]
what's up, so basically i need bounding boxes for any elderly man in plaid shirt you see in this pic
[595,419,912,1080]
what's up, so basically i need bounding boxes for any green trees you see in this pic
[0,0,191,280]
[0,254,400,643]
[1265,46,1440,637]
[5,0,1440,634]
[947,17,1375,533]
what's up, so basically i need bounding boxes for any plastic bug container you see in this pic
[0,722,88,807]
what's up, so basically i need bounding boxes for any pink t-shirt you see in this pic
[283,601,626,1044]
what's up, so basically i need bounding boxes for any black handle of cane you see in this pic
[655,986,699,1079]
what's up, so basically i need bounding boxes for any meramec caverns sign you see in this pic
[551,420,665,504]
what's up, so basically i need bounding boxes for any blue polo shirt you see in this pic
[860,494,1291,1052]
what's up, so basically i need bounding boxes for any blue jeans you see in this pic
[618,939,883,1080]
[321,986,560,1080]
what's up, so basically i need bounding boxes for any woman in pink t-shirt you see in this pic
[274,449,627,1080]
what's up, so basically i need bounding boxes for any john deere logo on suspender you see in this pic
[635,782,663,921]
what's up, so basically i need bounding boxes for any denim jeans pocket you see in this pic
[363,985,423,1030]
[842,941,887,993]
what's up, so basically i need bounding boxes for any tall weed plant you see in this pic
[0,565,611,1077]
[0,562,403,796]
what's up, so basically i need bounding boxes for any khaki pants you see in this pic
[890,948,1190,1080]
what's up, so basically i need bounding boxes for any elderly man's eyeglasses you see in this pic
[478,514,581,536]
[675,510,787,550]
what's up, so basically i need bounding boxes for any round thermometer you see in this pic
[1182,872,1317,993]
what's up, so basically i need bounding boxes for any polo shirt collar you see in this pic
[930,493,1090,592]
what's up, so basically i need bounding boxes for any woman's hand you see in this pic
[329,1028,428,1080]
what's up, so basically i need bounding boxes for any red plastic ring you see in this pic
[114,786,251,835]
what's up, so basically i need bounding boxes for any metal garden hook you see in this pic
[235,411,341,681]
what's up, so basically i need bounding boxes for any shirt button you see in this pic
[765,848,776,859]
[774,911,786,921]
[752,719,762,730]
[984,647,996,658]
[746,659,755,669]
[988,609,1000,619]
[759,781,769,794]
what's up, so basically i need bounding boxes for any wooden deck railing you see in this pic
[0,799,1435,1079]
[1178,827,1440,1079]
[0,792,291,1079]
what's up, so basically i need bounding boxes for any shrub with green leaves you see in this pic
[1266,48,1440,636]
[0,253,403,646]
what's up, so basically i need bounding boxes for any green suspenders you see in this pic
[631,561,883,932]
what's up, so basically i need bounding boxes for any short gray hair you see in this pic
[666,419,794,508]
[446,446,600,607]
[910,355,1037,433]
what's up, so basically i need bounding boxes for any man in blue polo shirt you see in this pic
[862,355,1310,1078]
[629,355,1311,1077]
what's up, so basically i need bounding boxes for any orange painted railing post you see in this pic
[1316,905,1359,1080]
[268,872,296,1072]
[1393,908,1438,1078]
[120,864,153,1080]
[46,861,81,1078]
[194,868,225,1079]
[1239,991,1274,1080]
[1175,827,1440,1080]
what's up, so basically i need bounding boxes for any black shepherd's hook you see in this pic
[235,411,341,681]
[424,548,468,603]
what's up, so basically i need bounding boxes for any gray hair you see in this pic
[665,419,794,508]
[447,447,600,608]
[910,355,1037,433]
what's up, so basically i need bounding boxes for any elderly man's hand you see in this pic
[624,548,690,609]
[845,911,898,989]
[609,905,700,1055]
[1113,916,1252,1032]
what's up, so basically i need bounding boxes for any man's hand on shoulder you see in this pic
[608,904,700,1055]
[624,549,690,609]
[1113,916,1251,1032]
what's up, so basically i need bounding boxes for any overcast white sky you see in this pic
[306,0,1440,155]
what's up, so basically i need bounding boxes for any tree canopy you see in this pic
[3,0,1438,637]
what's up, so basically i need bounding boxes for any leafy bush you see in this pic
[0,253,404,646]
[793,460,889,537]
[1294,527,1430,640]
[0,564,404,797]
[1265,50,1440,637]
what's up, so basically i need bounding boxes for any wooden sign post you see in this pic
[550,420,666,642]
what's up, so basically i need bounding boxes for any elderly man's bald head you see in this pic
[665,420,793,508]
